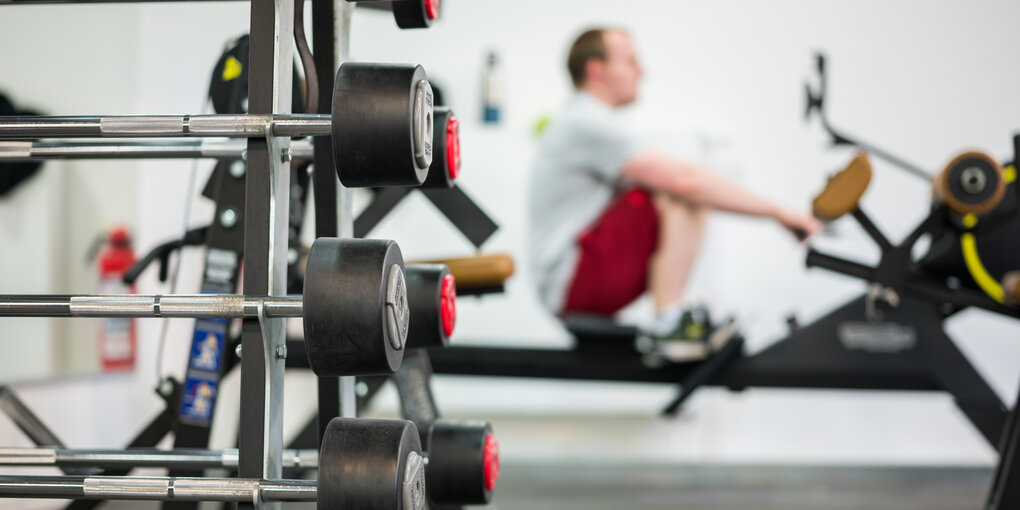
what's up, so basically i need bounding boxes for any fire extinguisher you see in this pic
[98,226,137,372]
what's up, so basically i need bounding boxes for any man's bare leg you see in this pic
[648,193,708,313]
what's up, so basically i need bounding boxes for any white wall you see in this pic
[0,6,144,380]
[0,2,1018,490]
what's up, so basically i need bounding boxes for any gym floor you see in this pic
[483,463,993,510]
[79,464,989,510]
[362,389,1000,510]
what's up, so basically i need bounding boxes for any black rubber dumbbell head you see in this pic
[332,63,433,188]
[303,238,408,376]
[319,417,425,510]
[403,265,456,348]
[426,419,498,505]
[394,0,440,29]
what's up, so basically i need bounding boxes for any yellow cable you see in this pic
[961,233,1004,303]
[1004,165,1016,183]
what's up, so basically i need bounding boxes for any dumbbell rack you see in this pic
[0,0,355,508]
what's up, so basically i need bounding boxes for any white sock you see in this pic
[652,301,685,336]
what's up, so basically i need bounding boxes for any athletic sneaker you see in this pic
[636,307,738,364]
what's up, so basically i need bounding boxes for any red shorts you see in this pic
[562,188,659,316]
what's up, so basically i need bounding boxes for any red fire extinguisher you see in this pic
[98,226,137,372]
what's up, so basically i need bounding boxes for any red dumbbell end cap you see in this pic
[483,433,499,492]
[425,0,440,20]
[440,273,457,338]
[445,115,460,181]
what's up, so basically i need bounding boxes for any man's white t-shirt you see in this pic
[527,92,641,313]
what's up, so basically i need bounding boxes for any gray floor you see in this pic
[0,464,995,509]
[479,463,995,510]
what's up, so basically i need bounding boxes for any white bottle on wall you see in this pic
[482,51,501,124]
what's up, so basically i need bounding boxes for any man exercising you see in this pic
[528,27,821,358]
